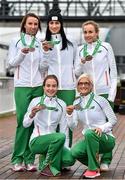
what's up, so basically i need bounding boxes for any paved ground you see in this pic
[0,113,125,179]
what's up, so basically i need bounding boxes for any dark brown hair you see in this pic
[43,75,59,87]
[20,13,41,33]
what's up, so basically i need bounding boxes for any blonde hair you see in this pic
[77,73,93,86]
[82,20,100,33]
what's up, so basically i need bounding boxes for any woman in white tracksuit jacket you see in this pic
[42,4,78,147]
[75,20,117,170]
[23,75,75,177]
[76,20,117,103]
[66,74,117,178]
[8,13,47,171]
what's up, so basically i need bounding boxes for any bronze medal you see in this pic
[39,104,46,109]
[74,104,82,111]
[83,39,101,61]
[29,48,35,52]
[85,55,93,61]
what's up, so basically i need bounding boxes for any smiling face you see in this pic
[48,20,61,34]
[24,16,39,36]
[77,77,93,96]
[43,78,58,97]
[83,24,99,44]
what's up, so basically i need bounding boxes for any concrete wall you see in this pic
[110,27,125,56]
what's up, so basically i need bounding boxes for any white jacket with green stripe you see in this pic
[41,34,78,90]
[75,41,117,102]
[8,34,46,87]
[23,96,69,146]
[67,93,117,137]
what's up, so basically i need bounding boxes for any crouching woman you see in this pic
[23,75,75,177]
[66,74,117,179]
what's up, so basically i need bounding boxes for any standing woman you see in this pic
[8,13,45,171]
[42,3,78,147]
[75,20,117,170]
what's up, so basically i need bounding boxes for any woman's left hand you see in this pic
[93,127,102,137]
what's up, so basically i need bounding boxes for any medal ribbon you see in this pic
[48,40,60,45]
[75,92,94,111]
[21,33,36,48]
[39,94,58,111]
[83,39,101,58]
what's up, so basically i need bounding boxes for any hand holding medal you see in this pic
[80,56,92,64]
[21,47,30,54]
[42,39,60,51]
[83,39,101,62]
[81,57,86,64]
[42,40,54,51]
[29,104,45,118]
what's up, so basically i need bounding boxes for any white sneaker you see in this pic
[100,163,109,172]
[25,163,37,172]
[11,163,25,172]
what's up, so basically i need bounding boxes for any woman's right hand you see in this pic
[21,47,30,54]
[42,41,54,51]
[81,58,86,64]
[66,105,74,115]
[29,105,45,118]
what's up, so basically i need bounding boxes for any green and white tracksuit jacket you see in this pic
[75,41,117,102]
[8,34,46,87]
[67,93,117,170]
[23,95,69,146]
[67,93,117,136]
[41,34,78,90]
[23,96,75,176]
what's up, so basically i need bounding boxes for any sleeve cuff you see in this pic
[42,50,50,54]
[66,113,73,117]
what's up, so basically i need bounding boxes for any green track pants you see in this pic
[71,129,115,170]
[30,133,75,176]
[57,90,76,147]
[11,86,43,165]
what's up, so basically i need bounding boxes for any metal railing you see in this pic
[0,0,125,21]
